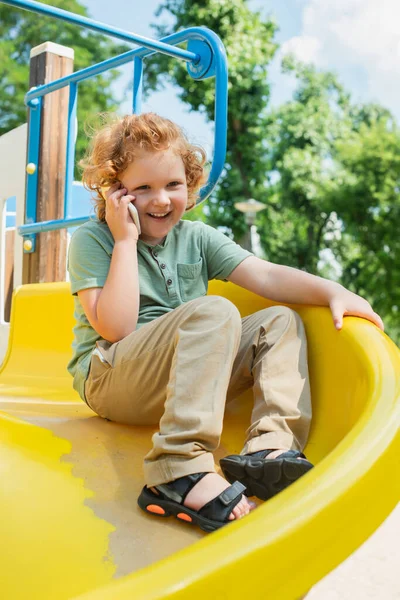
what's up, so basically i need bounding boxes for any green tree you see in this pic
[0,0,128,173]
[145,0,277,240]
[333,106,400,341]
[264,59,399,342]
[260,56,352,272]
[146,2,399,341]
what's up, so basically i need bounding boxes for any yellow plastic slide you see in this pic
[0,280,399,600]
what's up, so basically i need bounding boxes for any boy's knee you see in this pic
[194,295,242,327]
[208,295,241,318]
[271,305,298,320]
[268,306,305,332]
[254,305,302,327]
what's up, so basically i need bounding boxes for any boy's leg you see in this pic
[226,305,311,453]
[85,295,243,486]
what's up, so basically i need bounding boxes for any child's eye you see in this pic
[168,181,181,187]
[135,185,150,191]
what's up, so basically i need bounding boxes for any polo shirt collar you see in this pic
[137,228,172,251]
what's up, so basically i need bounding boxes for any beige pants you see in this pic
[85,296,311,486]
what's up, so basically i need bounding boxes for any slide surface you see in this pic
[0,281,399,600]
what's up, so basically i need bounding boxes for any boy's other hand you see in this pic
[329,289,384,331]
[105,183,139,243]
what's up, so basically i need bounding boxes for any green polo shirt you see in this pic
[67,218,253,401]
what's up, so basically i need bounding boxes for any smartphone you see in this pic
[128,202,141,235]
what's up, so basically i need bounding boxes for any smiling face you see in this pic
[119,148,188,246]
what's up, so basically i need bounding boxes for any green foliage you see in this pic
[333,110,400,340]
[264,59,400,342]
[262,58,353,271]
[146,2,399,343]
[0,0,129,175]
[145,0,277,241]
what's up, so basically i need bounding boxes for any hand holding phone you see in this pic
[102,184,141,240]
[128,202,141,235]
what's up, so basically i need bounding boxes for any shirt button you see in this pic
[161,263,166,269]
[167,278,172,285]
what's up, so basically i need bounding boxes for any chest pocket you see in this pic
[177,259,207,302]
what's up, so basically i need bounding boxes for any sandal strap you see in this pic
[280,450,307,460]
[198,481,246,522]
[218,481,247,505]
[155,472,208,505]
[249,449,307,460]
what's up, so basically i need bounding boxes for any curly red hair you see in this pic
[80,113,208,221]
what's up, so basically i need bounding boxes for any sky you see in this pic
[78,0,400,158]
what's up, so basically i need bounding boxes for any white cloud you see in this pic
[281,35,322,64]
[281,0,400,118]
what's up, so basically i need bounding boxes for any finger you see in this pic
[341,309,384,331]
[120,194,136,205]
[376,313,385,331]
[104,183,120,199]
[365,311,385,331]
[115,187,127,198]
[345,306,384,330]
[330,302,343,330]
[108,187,127,204]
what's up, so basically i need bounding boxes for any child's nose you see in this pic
[152,190,170,205]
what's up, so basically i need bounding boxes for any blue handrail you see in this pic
[1,0,228,249]
[3,0,199,62]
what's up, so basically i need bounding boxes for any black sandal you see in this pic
[137,472,247,533]
[220,449,313,501]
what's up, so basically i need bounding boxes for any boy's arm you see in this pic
[78,185,140,343]
[79,238,140,343]
[227,256,384,331]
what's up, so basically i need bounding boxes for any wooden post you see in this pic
[22,42,74,284]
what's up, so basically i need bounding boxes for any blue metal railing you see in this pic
[1,0,228,251]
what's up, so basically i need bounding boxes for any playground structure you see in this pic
[0,1,399,599]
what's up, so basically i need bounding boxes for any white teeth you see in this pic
[149,212,169,217]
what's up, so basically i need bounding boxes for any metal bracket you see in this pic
[186,39,215,80]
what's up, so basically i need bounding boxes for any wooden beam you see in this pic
[23,42,74,284]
